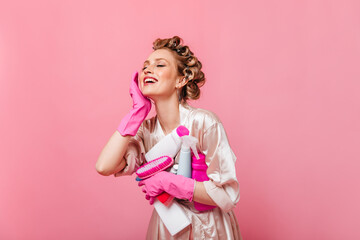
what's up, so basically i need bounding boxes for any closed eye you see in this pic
[142,65,165,70]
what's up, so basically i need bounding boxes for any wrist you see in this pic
[181,176,196,202]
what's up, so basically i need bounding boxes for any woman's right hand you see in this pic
[117,71,151,136]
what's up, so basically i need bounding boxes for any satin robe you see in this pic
[115,103,242,240]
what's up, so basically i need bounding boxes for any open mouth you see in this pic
[144,77,158,85]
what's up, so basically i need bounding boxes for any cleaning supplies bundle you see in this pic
[138,125,191,236]
[137,125,216,235]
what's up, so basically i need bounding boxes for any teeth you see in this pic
[145,78,156,83]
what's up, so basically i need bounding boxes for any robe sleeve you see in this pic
[200,121,240,212]
[114,122,146,177]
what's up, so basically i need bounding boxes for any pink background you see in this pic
[1,0,359,239]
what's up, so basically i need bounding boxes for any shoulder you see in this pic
[185,104,222,131]
[190,106,221,124]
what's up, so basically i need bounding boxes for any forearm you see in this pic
[193,181,217,206]
[96,131,131,176]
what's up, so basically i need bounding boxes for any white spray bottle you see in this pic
[177,135,199,178]
[145,125,189,161]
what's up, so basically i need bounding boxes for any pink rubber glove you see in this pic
[117,71,151,136]
[138,171,195,203]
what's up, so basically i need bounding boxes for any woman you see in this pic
[96,36,242,239]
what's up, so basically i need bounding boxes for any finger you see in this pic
[145,194,150,200]
[132,71,140,88]
[142,187,147,194]
[130,71,141,96]
[132,71,138,83]
[138,181,145,187]
[149,197,155,205]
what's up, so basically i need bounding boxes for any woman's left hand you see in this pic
[138,171,195,202]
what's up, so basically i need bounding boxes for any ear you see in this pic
[176,77,188,89]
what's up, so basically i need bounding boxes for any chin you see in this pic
[141,89,150,96]
[142,91,154,99]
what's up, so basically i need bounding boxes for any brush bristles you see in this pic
[136,156,173,179]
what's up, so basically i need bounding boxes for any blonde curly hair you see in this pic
[152,36,206,103]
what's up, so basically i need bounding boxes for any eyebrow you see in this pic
[143,58,169,64]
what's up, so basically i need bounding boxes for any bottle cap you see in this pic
[176,125,189,137]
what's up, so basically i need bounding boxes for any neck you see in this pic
[154,96,181,135]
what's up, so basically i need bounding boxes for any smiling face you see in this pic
[139,48,185,101]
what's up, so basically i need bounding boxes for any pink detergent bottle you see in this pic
[191,152,217,211]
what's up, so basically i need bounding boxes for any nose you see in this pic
[143,64,154,74]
